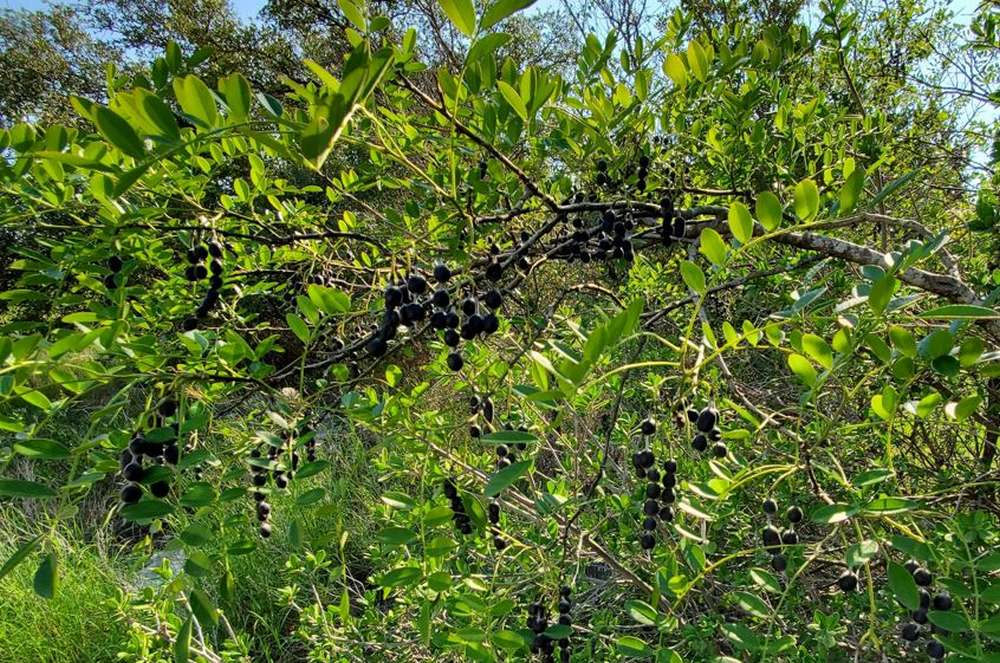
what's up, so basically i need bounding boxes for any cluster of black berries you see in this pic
[631,420,676,551]
[527,593,572,662]
[687,406,726,458]
[468,394,494,439]
[486,499,506,550]
[899,560,949,659]
[443,478,472,535]
[119,400,180,505]
[761,500,802,572]
[548,207,642,265]
[659,197,687,246]
[105,255,124,290]
[182,241,225,331]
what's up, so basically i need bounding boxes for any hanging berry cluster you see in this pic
[526,587,574,662]
[443,478,472,535]
[182,240,226,331]
[369,263,503,372]
[468,394,494,439]
[631,418,675,551]
[105,254,124,290]
[899,561,949,659]
[118,399,180,506]
[486,499,506,550]
[687,405,726,458]
[659,196,687,247]
[761,500,803,572]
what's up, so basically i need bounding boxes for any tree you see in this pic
[0,0,998,661]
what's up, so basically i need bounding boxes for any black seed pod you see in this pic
[696,407,718,433]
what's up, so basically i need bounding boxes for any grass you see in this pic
[0,525,129,663]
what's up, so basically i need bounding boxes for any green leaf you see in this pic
[467,33,511,65]
[221,73,252,123]
[846,540,879,567]
[928,610,968,633]
[868,275,898,315]
[663,53,687,88]
[121,499,174,521]
[686,40,708,82]
[497,81,528,122]
[919,304,999,320]
[811,503,855,524]
[787,353,817,386]
[338,0,367,30]
[801,334,833,369]
[481,0,536,30]
[174,618,192,662]
[437,0,476,37]
[481,430,537,444]
[838,168,865,214]
[172,75,219,129]
[0,479,56,498]
[793,179,820,221]
[699,228,728,265]
[887,561,919,610]
[189,588,219,626]
[624,599,659,626]
[679,260,706,294]
[286,313,311,343]
[732,591,770,618]
[616,635,651,657]
[94,106,146,158]
[484,459,531,497]
[33,552,57,599]
[377,526,418,546]
[0,535,42,582]
[728,201,754,244]
[755,191,782,231]
[13,438,70,459]
[492,629,527,650]
[918,330,953,360]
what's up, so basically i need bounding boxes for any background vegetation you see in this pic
[1,0,999,660]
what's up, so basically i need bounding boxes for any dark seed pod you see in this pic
[488,502,500,524]
[786,506,803,523]
[913,567,933,587]
[763,526,781,548]
[123,462,144,482]
[932,592,952,611]
[385,286,403,309]
[194,265,208,280]
[150,481,170,498]
[259,522,272,538]
[663,458,677,474]
[660,486,675,503]
[692,434,708,452]
[108,255,123,272]
[484,289,502,310]
[686,408,699,423]
[927,641,944,659]
[461,298,477,316]
[763,499,777,515]
[901,622,919,642]
[781,529,798,546]
[643,499,659,516]
[711,442,727,458]
[367,337,387,357]
[645,483,661,500]
[771,553,787,572]
[485,261,503,281]
[912,609,928,625]
[447,352,464,372]
[645,468,660,483]
[837,570,858,592]
[639,533,655,550]
[443,329,460,347]
[431,289,450,308]
[658,505,673,521]
[696,407,718,433]
[120,483,142,504]
[671,216,686,239]
[639,418,656,436]
[642,516,657,530]
[433,264,451,283]
[407,274,428,295]
[661,473,676,488]
[635,450,654,469]
[210,259,223,276]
